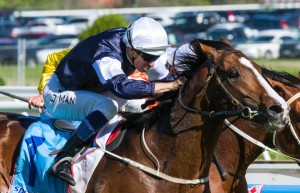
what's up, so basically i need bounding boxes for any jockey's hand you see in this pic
[154,77,187,94]
[28,93,44,113]
[171,76,187,91]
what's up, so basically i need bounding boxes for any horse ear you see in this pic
[199,42,218,62]
[219,37,233,48]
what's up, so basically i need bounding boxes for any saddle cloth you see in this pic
[248,184,264,193]
[9,115,122,193]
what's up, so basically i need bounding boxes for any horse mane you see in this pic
[119,101,173,132]
[261,67,300,89]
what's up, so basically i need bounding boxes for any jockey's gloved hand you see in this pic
[141,76,187,110]
[171,76,187,91]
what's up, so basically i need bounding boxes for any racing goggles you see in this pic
[135,50,160,62]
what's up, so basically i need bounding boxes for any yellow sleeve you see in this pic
[37,48,71,94]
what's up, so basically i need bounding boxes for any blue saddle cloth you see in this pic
[10,119,71,193]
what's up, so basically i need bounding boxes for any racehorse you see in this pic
[0,39,290,193]
[209,68,300,193]
[83,39,290,193]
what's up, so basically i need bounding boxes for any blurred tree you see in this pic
[78,14,130,40]
[0,0,258,9]
[0,0,61,9]
[0,76,5,86]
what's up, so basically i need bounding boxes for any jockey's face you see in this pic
[133,54,155,72]
[127,47,155,73]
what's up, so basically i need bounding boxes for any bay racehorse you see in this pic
[209,68,300,193]
[0,39,291,193]
[84,39,290,193]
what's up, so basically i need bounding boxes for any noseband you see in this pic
[179,49,258,119]
[273,92,300,147]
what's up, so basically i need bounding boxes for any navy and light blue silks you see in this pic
[10,119,70,193]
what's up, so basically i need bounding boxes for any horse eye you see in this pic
[227,68,239,78]
[273,85,284,97]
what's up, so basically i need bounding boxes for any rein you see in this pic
[213,85,300,181]
[213,119,300,181]
[99,126,209,185]
[287,92,300,105]
[224,119,300,163]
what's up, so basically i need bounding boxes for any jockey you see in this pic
[42,17,189,186]
[28,49,157,113]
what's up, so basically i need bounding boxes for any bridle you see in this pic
[174,49,261,182]
[178,49,259,120]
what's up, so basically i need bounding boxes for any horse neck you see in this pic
[215,118,273,177]
[151,67,225,179]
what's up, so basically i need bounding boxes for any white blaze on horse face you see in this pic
[239,57,290,115]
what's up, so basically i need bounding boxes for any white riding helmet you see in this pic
[124,17,169,56]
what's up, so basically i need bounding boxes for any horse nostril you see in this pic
[268,104,284,114]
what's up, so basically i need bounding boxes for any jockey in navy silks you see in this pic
[43,17,193,186]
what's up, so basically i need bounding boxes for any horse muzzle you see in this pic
[266,104,291,132]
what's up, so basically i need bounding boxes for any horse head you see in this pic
[204,40,300,193]
[263,69,300,159]
[193,39,290,132]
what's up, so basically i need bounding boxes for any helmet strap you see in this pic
[126,47,136,66]
[126,25,137,67]
[127,24,135,49]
